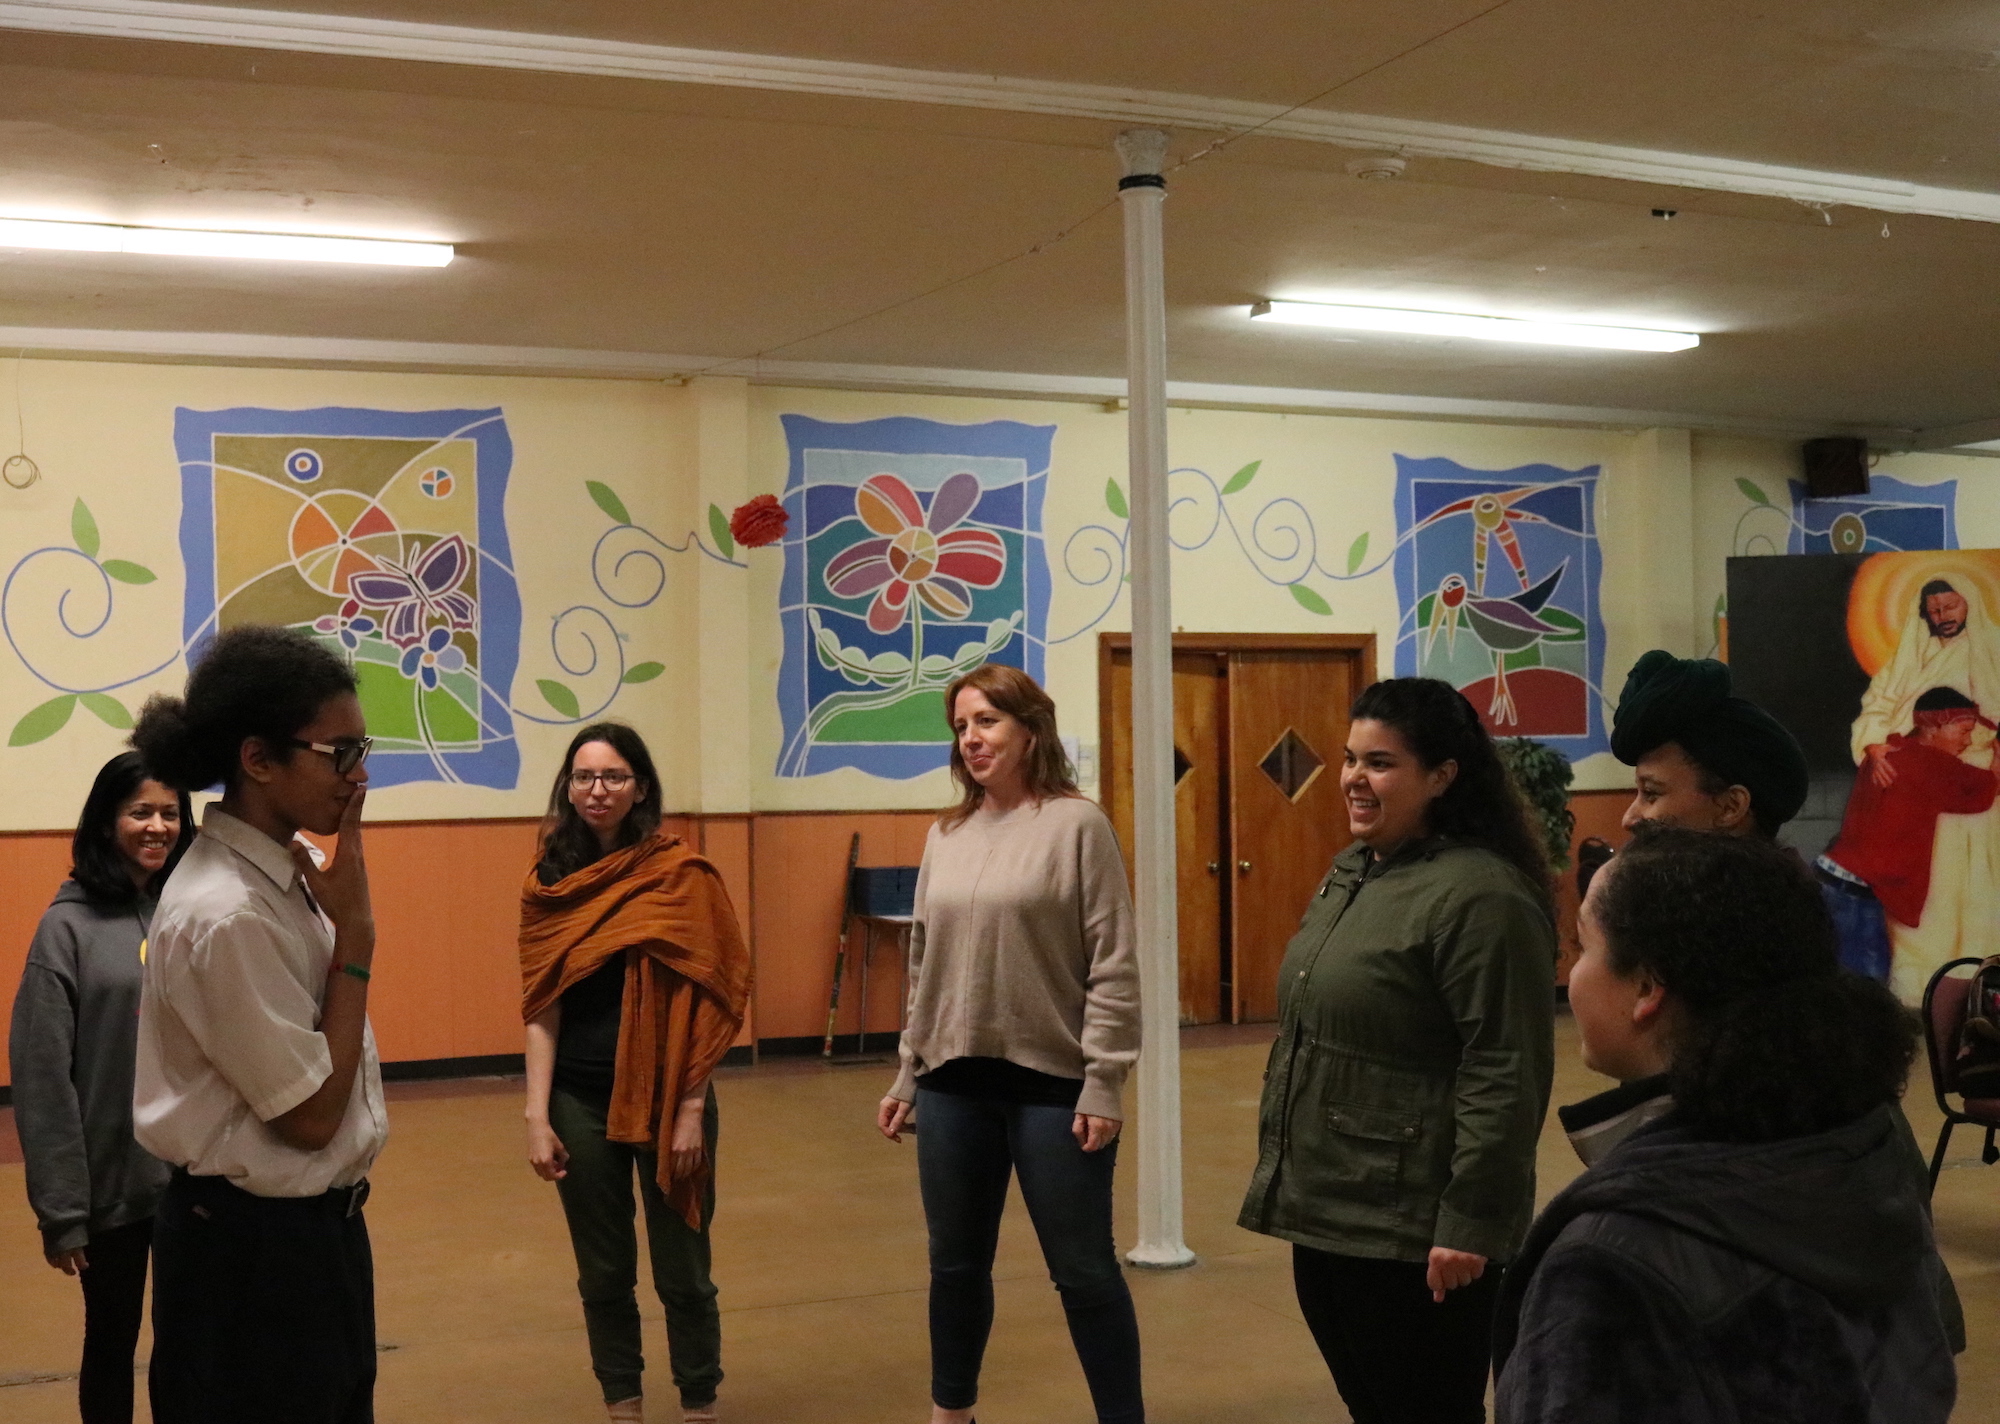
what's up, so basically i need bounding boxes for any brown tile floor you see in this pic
[1,1016,1996,1422]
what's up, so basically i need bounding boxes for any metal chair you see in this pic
[1920,957,2000,1192]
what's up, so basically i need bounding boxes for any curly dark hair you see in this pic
[1349,677,1553,912]
[70,750,196,905]
[536,722,664,881]
[1594,825,1916,1142]
[131,626,357,793]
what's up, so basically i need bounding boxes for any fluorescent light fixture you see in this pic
[1249,299,1698,352]
[0,217,453,267]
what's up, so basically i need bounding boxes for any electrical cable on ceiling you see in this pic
[683,0,1520,378]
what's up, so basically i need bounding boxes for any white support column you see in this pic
[1116,127,1194,1270]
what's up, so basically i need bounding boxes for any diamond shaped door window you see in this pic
[1258,728,1324,801]
[1173,746,1193,785]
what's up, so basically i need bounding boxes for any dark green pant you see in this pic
[549,1086,721,1407]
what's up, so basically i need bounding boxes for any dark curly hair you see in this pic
[70,750,196,905]
[536,722,664,881]
[1349,677,1553,913]
[1594,825,1916,1142]
[131,625,357,793]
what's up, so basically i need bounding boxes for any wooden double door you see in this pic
[1100,634,1374,1024]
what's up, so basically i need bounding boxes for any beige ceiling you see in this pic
[3,1,2000,437]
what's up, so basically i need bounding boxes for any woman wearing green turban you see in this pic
[1612,651,1809,838]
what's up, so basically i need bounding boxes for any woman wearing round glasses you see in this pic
[518,723,751,1424]
[128,624,382,1424]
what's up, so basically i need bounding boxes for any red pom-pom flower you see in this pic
[729,493,788,549]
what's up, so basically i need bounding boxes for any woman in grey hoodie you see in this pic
[10,751,193,1424]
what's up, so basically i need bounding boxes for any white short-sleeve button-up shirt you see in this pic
[134,807,387,1197]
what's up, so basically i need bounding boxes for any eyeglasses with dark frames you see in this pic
[568,770,635,791]
[291,737,373,777]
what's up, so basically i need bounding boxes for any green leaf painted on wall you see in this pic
[10,694,77,746]
[1345,532,1370,575]
[1288,583,1333,616]
[537,679,580,719]
[1221,460,1261,495]
[585,480,631,525]
[708,503,736,560]
[71,500,100,559]
[622,662,665,684]
[80,693,132,728]
[1735,478,1773,508]
[101,560,156,584]
[1104,479,1129,519]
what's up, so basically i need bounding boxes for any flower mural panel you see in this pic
[175,406,520,789]
[777,415,1051,779]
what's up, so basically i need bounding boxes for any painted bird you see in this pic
[1409,487,1560,594]
[1425,561,1569,726]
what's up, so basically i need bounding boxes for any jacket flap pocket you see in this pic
[1326,1100,1421,1143]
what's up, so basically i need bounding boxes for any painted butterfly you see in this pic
[347,533,475,647]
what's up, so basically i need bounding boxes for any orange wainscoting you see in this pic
[1,794,1630,1087]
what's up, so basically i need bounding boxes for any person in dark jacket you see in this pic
[1240,678,1557,1424]
[1493,826,1959,1424]
[10,750,194,1424]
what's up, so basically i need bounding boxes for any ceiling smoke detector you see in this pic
[1345,155,1407,180]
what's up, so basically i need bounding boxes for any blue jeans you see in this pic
[915,1088,1143,1423]
[1820,878,1891,982]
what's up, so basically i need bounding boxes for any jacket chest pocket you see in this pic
[1322,1100,1422,1197]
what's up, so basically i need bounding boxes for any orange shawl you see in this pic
[519,831,751,1228]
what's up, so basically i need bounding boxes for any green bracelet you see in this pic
[337,961,371,983]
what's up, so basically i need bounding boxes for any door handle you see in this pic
[1238,860,1252,874]
[1207,861,1219,875]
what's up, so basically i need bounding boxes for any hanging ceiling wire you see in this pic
[3,352,39,490]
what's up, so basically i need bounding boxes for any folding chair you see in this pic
[1920,957,2000,1192]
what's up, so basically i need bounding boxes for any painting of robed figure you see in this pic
[1729,550,2000,1005]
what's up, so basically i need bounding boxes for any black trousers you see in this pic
[76,1216,151,1424]
[149,1169,376,1424]
[1292,1245,1503,1424]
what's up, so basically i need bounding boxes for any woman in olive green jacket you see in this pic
[1240,677,1556,1424]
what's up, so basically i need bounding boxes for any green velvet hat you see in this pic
[1610,649,1811,831]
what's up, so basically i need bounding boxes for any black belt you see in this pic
[172,1168,370,1217]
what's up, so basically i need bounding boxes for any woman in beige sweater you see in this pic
[877,663,1144,1424]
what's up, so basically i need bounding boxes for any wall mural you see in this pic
[776,415,1051,779]
[1394,456,1608,760]
[175,406,521,789]
[1729,550,2000,1004]
[4,497,173,747]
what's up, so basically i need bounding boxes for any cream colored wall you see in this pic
[15,359,1992,833]
[0,358,699,831]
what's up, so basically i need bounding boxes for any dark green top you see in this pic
[1238,837,1557,1264]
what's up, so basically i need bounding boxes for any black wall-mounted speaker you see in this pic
[1801,437,1870,498]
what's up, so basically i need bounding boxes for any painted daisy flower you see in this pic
[313,599,378,651]
[823,471,1005,633]
[400,625,467,689]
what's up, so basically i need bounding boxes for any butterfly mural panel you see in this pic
[1393,455,1609,761]
[175,406,520,789]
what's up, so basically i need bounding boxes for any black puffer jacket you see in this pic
[1493,1103,1958,1423]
